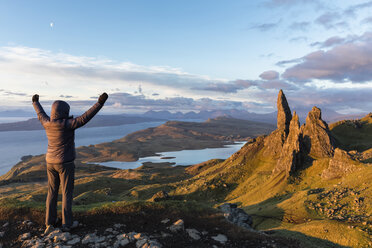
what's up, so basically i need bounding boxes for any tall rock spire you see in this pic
[277,89,292,135]
[263,90,293,158]
[273,111,303,175]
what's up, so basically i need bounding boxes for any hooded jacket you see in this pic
[33,100,103,164]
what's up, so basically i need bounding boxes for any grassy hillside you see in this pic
[166,114,372,247]
[0,111,371,247]
[330,113,372,152]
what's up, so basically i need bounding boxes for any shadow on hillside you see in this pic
[288,154,315,183]
[273,229,350,248]
[172,182,240,203]
[240,193,293,230]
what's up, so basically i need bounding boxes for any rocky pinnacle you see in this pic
[277,89,292,135]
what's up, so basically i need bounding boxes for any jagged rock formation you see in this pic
[301,106,335,158]
[273,111,303,175]
[321,148,359,179]
[263,90,292,158]
[277,89,292,134]
[261,90,337,176]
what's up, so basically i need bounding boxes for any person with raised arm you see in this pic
[32,93,108,234]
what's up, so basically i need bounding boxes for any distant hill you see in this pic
[0,116,275,183]
[142,109,278,124]
[1,107,363,132]
[0,115,163,132]
[143,108,363,124]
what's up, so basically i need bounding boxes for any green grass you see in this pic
[330,116,372,152]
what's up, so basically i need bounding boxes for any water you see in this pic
[95,142,246,170]
[0,117,32,123]
[0,121,164,176]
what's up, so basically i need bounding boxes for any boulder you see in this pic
[219,203,253,230]
[186,228,201,240]
[169,219,184,232]
[322,148,359,179]
[211,234,228,244]
[19,232,31,240]
[66,237,80,245]
[149,191,169,202]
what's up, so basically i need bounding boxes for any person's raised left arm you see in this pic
[68,93,108,130]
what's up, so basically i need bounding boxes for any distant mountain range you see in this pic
[0,108,365,132]
[142,108,364,124]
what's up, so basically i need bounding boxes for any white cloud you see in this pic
[0,46,228,104]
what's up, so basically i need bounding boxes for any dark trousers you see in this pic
[46,161,75,227]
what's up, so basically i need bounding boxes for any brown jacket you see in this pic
[33,100,103,164]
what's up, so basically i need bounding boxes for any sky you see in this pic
[0,0,372,115]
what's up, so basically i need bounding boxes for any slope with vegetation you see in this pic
[169,90,371,247]
[0,91,370,247]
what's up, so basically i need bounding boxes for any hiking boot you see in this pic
[62,220,79,232]
[44,225,55,235]
[54,217,62,227]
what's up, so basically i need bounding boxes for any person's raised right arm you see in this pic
[32,94,50,124]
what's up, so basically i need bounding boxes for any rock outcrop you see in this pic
[219,203,254,231]
[264,90,292,158]
[274,111,303,175]
[302,106,335,158]
[321,148,360,179]
[268,91,336,176]
[277,89,292,134]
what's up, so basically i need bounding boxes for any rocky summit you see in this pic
[264,90,337,176]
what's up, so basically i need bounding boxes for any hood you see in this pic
[51,100,70,120]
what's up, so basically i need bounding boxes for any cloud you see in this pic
[289,36,308,43]
[310,36,346,48]
[250,21,281,32]
[0,46,225,94]
[259,70,279,80]
[264,0,321,8]
[102,92,246,112]
[59,95,74,98]
[193,80,256,93]
[361,16,372,24]
[344,1,372,17]
[258,80,297,90]
[195,77,296,93]
[251,86,372,114]
[282,32,372,83]
[2,91,29,96]
[276,58,303,67]
[315,12,347,30]
[288,87,372,113]
[289,21,311,31]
